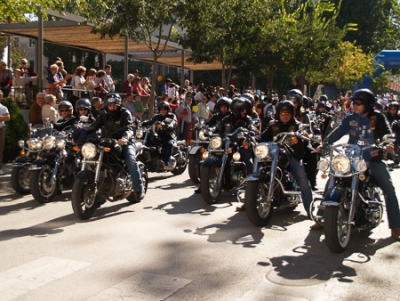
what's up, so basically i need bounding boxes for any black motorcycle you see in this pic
[11,121,53,195]
[29,127,81,203]
[311,136,394,253]
[135,121,188,175]
[200,127,255,204]
[71,137,148,220]
[245,132,305,226]
[188,118,210,183]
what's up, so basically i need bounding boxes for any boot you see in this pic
[391,228,400,241]
[310,223,324,230]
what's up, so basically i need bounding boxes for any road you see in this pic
[0,162,400,301]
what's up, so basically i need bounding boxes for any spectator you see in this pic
[123,93,136,116]
[13,69,37,103]
[72,66,89,99]
[122,74,135,95]
[0,61,13,97]
[207,93,218,113]
[94,70,109,100]
[133,94,144,120]
[91,96,103,119]
[175,95,192,141]
[0,90,10,175]
[47,64,64,99]
[104,64,117,92]
[29,92,45,126]
[85,68,98,99]
[18,58,36,103]
[161,78,172,94]
[42,94,59,123]
[197,94,212,121]
[133,69,140,78]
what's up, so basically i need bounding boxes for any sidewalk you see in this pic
[0,163,15,195]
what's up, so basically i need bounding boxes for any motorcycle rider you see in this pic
[261,100,313,218]
[206,97,232,127]
[385,102,400,125]
[141,101,177,169]
[54,101,78,131]
[75,98,96,124]
[310,89,400,240]
[73,93,144,200]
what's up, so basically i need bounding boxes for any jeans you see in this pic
[289,157,313,213]
[122,143,143,192]
[162,139,176,165]
[370,161,400,229]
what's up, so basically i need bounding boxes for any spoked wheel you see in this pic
[200,164,222,204]
[245,180,274,226]
[188,154,201,184]
[30,166,59,203]
[71,172,98,220]
[324,203,351,253]
[127,162,149,204]
[11,164,31,195]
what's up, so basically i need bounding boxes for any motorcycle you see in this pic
[311,135,394,253]
[135,120,188,175]
[29,126,81,203]
[188,118,210,183]
[11,120,53,195]
[200,127,255,204]
[71,137,148,220]
[244,132,305,226]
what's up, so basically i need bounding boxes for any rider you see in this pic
[54,100,77,131]
[141,101,178,169]
[206,97,232,127]
[75,98,96,124]
[74,93,144,200]
[385,102,400,125]
[261,100,313,218]
[310,89,400,240]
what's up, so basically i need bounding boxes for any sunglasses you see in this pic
[352,101,363,106]
[79,108,88,111]
[59,109,69,113]
[279,112,292,116]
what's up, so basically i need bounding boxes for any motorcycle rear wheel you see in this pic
[324,203,351,253]
[127,162,149,204]
[11,165,31,195]
[30,167,59,203]
[200,164,221,204]
[71,173,98,220]
[188,154,201,184]
[171,152,188,175]
[245,180,274,226]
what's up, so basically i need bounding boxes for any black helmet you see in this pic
[319,94,328,102]
[276,100,295,116]
[231,97,252,117]
[158,101,170,112]
[388,102,399,111]
[317,102,327,110]
[75,98,91,111]
[286,89,303,105]
[241,93,255,106]
[350,89,375,110]
[58,100,73,113]
[104,93,122,106]
[216,97,232,110]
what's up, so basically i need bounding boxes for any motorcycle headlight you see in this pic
[18,140,25,148]
[56,138,66,150]
[331,154,351,174]
[317,158,330,171]
[210,137,222,149]
[136,129,144,139]
[254,144,269,159]
[198,130,208,141]
[355,158,368,172]
[27,138,43,151]
[81,143,97,159]
[202,151,209,159]
[232,152,241,161]
[43,136,56,150]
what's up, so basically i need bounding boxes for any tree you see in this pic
[1,1,65,22]
[75,0,184,118]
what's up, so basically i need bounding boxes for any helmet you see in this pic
[216,97,232,110]
[104,93,122,106]
[231,97,252,117]
[286,89,303,105]
[241,93,255,106]
[158,101,170,112]
[388,102,399,111]
[75,98,91,111]
[58,100,73,113]
[319,94,328,102]
[350,89,375,110]
[276,101,295,116]
[317,102,326,110]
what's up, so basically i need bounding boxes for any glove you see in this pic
[72,128,88,143]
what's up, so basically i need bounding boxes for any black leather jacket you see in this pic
[216,114,260,137]
[142,112,177,141]
[54,116,78,132]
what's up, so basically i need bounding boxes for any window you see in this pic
[29,39,35,47]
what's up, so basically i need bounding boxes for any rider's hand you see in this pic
[316,145,323,154]
[118,138,128,146]
[386,143,394,153]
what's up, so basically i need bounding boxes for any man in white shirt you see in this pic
[0,90,11,175]
[104,64,117,92]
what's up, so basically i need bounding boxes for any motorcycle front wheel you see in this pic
[200,164,221,204]
[11,165,31,195]
[71,172,98,220]
[324,203,351,253]
[30,167,59,203]
[245,180,274,226]
[188,154,201,183]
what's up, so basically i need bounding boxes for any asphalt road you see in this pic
[0,162,400,301]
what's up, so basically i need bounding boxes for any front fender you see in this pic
[322,188,342,206]
[189,145,203,155]
[75,169,95,180]
[13,156,33,167]
[30,159,53,170]
[202,156,218,168]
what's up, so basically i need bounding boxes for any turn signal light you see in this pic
[72,145,80,152]
[104,147,111,152]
